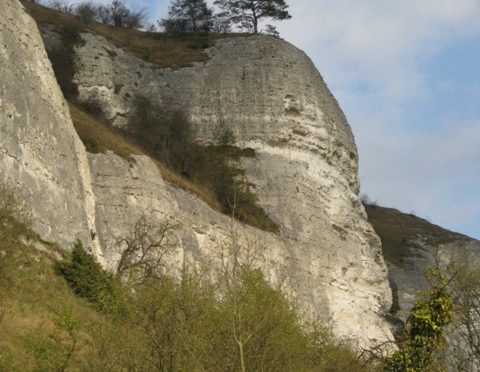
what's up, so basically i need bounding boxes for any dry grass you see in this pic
[69,103,141,158]
[364,204,466,267]
[153,160,221,210]
[69,103,220,210]
[22,1,231,69]
[0,238,137,370]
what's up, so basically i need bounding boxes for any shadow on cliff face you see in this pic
[67,95,279,234]
[43,22,83,100]
[126,95,279,233]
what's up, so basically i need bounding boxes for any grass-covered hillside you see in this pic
[22,1,217,70]
[0,185,368,371]
[364,203,467,267]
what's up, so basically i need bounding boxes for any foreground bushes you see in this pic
[42,215,367,371]
[384,269,452,371]
[54,245,366,371]
[56,241,117,311]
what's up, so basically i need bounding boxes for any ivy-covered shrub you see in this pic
[384,268,452,371]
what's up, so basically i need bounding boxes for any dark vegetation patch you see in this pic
[364,204,466,267]
[23,1,235,70]
[56,241,117,312]
[70,97,278,232]
[43,22,83,100]
[128,95,279,233]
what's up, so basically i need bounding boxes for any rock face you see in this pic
[365,205,480,326]
[1,0,395,350]
[0,0,99,256]
[73,32,393,347]
[366,205,480,369]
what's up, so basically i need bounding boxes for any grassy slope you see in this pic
[22,1,215,69]
[364,204,467,267]
[69,103,221,210]
[0,241,95,370]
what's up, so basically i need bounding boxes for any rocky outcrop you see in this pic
[1,0,395,349]
[365,204,480,326]
[0,0,100,258]
[72,32,394,348]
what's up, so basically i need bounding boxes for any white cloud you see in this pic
[278,0,480,97]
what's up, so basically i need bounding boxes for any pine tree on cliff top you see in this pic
[214,0,291,34]
[161,0,213,34]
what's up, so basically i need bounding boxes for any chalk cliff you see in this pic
[73,31,394,346]
[1,0,395,349]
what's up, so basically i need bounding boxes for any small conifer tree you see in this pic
[161,0,214,34]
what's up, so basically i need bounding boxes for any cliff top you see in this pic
[22,0,241,69]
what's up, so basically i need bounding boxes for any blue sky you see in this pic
[273,0,480,239]
[61,0,480,239]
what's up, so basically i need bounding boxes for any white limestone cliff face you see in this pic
[0,0,101,260]
[73,32,394,347]
[0,0,395,350]
[88,152,393,348]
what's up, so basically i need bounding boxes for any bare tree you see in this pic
[442,255,480,368]
[74,2,99,24]
[97,1,147,29]
[216,211,267,372]
[47,0,74,14]
[115,216,178,281]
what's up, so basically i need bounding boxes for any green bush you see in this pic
[56,241,117,311]
[129,267,368,371]
[384,268,452,371]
